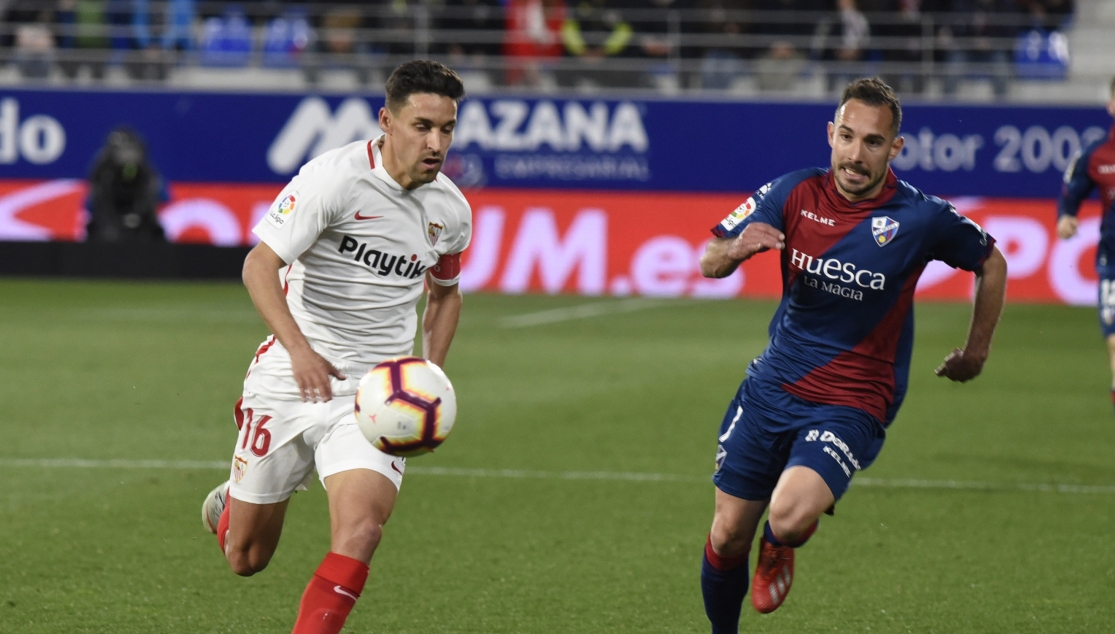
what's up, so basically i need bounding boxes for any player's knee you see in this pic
[767,501,818,544]
[226,544,274,577]
[709,518,752,558]
[335,518,385,557]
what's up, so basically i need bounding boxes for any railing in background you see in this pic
[0,2,1082,97]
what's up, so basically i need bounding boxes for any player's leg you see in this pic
[1098,274,1115,409]
[207,392,318,576]
[224,497,290,576]
[751,414,886,614]
[291,407,404,634]
[709,488,768,557]
[324,468,398,561]
[703,488,767,634]
[289,469,398,634]
[203,473,296,576]
[765,465,833,545]
[702,381,788,633]
[749,466,831,614]
[1106,334,1115,410]
[218,440,307,576]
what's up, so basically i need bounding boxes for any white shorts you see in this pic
[228,348,405,505]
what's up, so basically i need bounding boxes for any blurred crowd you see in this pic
[0,0,1075,94]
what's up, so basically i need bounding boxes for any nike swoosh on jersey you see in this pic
[354,211,383,220]
[334,585,359,601]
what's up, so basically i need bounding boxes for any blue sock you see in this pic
[701,537,749,634]
[763,519,817,548]
[763,520,784,546]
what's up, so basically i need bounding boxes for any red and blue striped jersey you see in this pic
[1058,125,1115,263]
[713,167,996,426]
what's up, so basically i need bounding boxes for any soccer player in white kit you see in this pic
[199,60,471,634]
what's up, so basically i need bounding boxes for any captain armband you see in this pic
[429,252,462,286]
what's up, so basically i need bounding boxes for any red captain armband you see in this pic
[429,252,462,284]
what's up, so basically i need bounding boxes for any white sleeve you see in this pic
[252,170,341,265]
[444,198,473,256]
[427,199,472,287]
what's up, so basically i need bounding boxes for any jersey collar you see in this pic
[367,135,408,193]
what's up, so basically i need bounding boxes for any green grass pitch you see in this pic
[1,277,1113,633]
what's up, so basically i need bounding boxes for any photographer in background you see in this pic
[85,126,167,243]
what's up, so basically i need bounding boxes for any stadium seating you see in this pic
[198,6,253,67]
[262,8,314,69]
[131,0,196,52]
[2,0,1110,101]
[1014,28,1071,81]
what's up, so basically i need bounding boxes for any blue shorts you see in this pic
[1098,264,1115,338]
[712,378,886,502]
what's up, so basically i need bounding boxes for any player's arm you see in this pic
[700,222,786,278]
[242,241,345,402]
[1057,213,1081,240]
[1057,147,1097,239]
[422,275,462,369]
[935,246,1007,382]
[422,249,465,368]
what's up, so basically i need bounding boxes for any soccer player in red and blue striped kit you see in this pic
[697,77,1008,631]
[1056,76,1115,410]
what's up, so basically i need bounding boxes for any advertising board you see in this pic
[0,178,1099,305]
[0,90,1108,197]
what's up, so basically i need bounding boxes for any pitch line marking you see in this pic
[0,458,229,470]
[498,298,671,328]
[1,458,1113,495]
[853,477,1115,495]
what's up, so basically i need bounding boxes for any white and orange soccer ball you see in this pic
[354,356,457,457]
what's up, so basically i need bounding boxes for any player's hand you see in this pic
[934,347,986,382]
[728,223,785,261]
[289,347,347,402]
[1056,215,1078,239]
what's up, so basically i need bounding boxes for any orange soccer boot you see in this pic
[750,535,794,614]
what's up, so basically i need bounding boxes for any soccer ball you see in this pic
[354,356,457,457]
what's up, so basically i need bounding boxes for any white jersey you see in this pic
[249,136,472,396]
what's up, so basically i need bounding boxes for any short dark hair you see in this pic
[838,77,902,136]
[385,60,466,112]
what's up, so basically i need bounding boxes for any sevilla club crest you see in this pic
[427,222,444,246]
[232,456,248,483]
[871,216,899,247]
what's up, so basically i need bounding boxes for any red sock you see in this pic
[766,518,819,548]
[291,552,370,634]
[704,535,747,571]
[217,500,231,554]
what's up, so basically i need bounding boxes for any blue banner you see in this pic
[0,88,1108,197]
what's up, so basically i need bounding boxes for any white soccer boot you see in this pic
[201,480,230,534]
